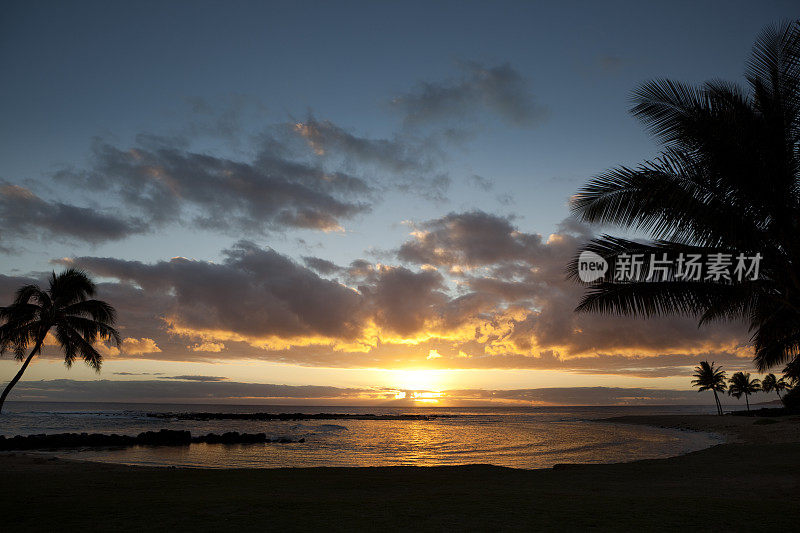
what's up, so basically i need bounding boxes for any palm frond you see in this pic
[61,315,121,347]
[62,299,118,326]
[570,22,800,373]
[631,78,709,146]
[48,268,96,307]
[61,325,103,372]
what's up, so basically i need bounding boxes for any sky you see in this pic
[0,0,796,405]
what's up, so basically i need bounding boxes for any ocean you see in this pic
[0,402,723,469]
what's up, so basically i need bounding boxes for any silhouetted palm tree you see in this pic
[569,21,800,374]
[727,372,761,412]
[0,269,120,413]
[783,359,800,386]
[691,361,727,415]
[761,373,789,400]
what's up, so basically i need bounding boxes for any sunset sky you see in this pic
[1,1,796,405]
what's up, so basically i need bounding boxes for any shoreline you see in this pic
[1,412,724,470]
[3,414,800,530]
[0,413,776,469]
[602,412,800,444]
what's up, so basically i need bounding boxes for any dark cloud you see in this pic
[8,379,371,403]
[59,241,366,342]
[397,210,545,267]
[0,65,547,251]
[293,118,437,174]
[0,182,148,245]
[3,92,466,253]
[392,172,451,203]
[59,246,453,345]
[390,62,547,126]
[291,117,454,202]
[55,137,372,234]
[0,210,752,375]
[0,273,37,296]
[359,266,448,337]
[394,211,750,360]
[302,256,342,275]
[291,117,451,201]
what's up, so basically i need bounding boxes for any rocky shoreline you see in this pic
[146,412,456,421]
[0,429,304,450]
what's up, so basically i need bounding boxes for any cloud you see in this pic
[302,256,342,275]
[293,118,437,174]
[3,87,469,253]
[397,210,545,268]
[188,341,225,353]
[0,65,547,252]
[394,211,750,363]
[3,379,765,406]
[98,337,161,357]
[158,375,228,382]
[55,136,373,235]
[292,117,451,202]
[359,265,448,337]
[468,175,494,191]
[2,210,753,377]
[121,337,161,355]
[58,241,367,344]
[6,379,372,403]
[390,62,547,126]
[0,182,148,246]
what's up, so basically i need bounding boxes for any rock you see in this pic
[146,412,452,422]
[0,429,302,450]
[136,429,192,446]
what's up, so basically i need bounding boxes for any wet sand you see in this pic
[3,414,800,531]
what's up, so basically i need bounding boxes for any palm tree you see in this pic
[783,359,800,386]
[761,373,790,400]
[727,372,761,412]
[0,269,120,414]
[691,361,727,415]
[568,21,800,374]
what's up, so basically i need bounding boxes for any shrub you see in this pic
[781,386,800,409]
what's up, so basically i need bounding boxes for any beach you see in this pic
[3,414,800,531]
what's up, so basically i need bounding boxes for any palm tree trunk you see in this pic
[777,390,782,400]
[745,393,750,412]
[0,342,42,414]
[713,389,722,416]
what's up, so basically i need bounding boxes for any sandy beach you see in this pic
[3,414,800,532]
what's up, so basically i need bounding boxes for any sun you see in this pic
[392,369,443,392]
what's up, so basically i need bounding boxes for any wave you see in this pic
[290,424,348,432]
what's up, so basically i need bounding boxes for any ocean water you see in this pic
[0,402,723,469]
